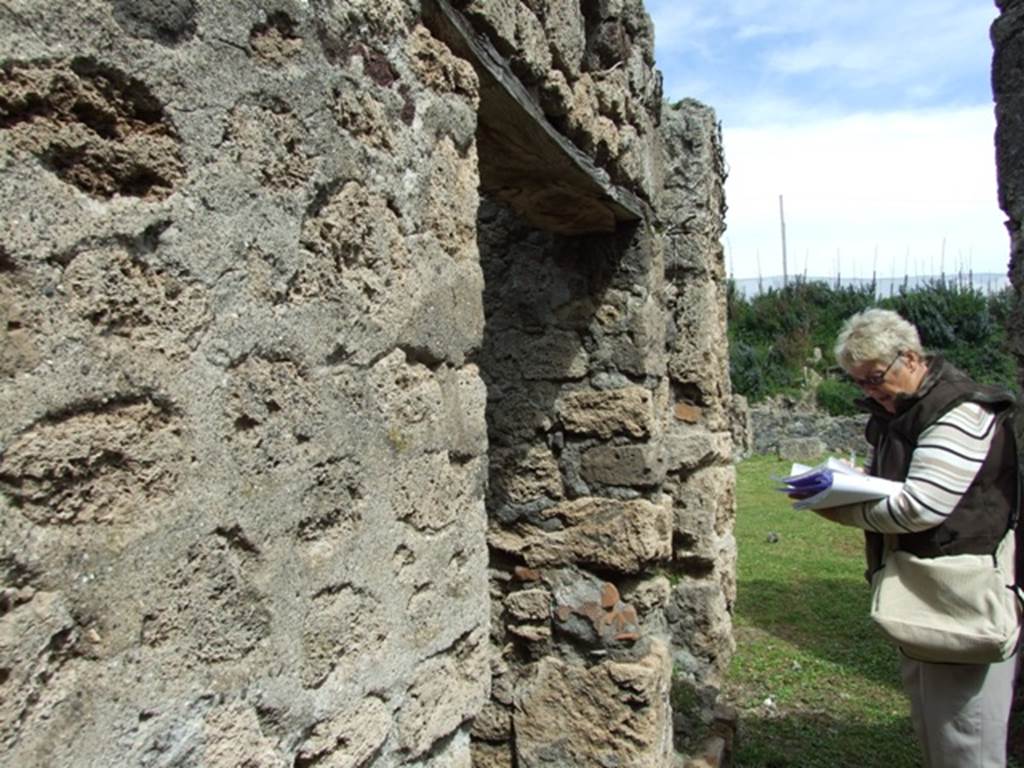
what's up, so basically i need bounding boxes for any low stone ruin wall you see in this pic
[750,397,869,460]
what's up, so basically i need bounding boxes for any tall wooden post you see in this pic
[779,194,788,288]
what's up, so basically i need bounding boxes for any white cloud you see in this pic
[763,4,996,85]
[647,1,1005,280]
[722,107,1010,279]
[650,0,998,126]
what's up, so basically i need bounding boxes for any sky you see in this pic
[646,0,1009,282]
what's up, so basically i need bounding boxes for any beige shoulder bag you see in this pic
[870,529,1022,664]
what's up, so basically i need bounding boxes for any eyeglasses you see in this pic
[848,352,902,389]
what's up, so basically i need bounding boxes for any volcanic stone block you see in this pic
[294,697,391,768]
[505,588,552,622]
[672,465,737,551]
[488,496,672,573]
[0,591,77,751]
[489,444,564,506]
[396,629,489,759]
[520,330,589,380]
[0,397,184,526]
[666,579,735,682]
[0,59,185,199]
[777,436,827,463]
[557,385,654,438]
[514,640,673,768]
[663,430,732,474]
[581,441,667,487]
[437,364,489,461]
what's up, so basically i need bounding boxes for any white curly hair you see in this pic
[834,308,923,370]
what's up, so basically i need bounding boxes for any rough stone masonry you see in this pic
[0,2,741,766]
[995,0,1024,395]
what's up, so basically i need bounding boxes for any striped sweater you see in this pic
[829,401,996,533]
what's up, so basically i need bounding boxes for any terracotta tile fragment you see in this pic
[599,582,619,608]
[674,403,702,423]
[514,566,542,582]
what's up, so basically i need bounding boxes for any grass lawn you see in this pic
[725,454,1024,768]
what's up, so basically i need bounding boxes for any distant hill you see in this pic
[731,273,1010,299]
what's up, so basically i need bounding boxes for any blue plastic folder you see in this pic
[777,458,903,510]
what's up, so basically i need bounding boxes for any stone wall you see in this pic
[750,398,869,460]
[475,201,677,768]
[994,0,1024,390]
[0,2,738,766]
[0,3,490,766]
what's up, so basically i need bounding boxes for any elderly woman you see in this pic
[820,308,1019,768]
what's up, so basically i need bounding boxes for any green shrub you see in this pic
[815,378,862,416]
[728,279,1018,403]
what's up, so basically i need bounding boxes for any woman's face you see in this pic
[846,351,927,413]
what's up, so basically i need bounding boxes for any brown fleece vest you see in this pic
[861,357,1018,570]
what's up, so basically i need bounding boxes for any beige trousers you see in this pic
[900,652,1017,768]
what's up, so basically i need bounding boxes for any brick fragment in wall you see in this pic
[556,385,653,438]
[674,402,702,423]
[488,496,672,574]
[508,623,552,646]
[513,565,544,583]
[552,582,642,647]
[580,441,667,487]
[514,641,673,768]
